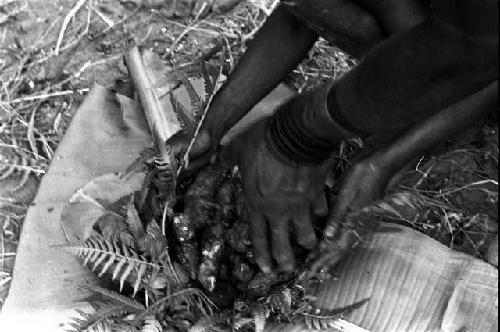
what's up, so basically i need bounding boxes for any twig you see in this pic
[0,163,45,175]
[55,0,89,55]
[168,3,210,58]
[90,4,114,28]
[3,89,89,104]
[27,103,38,156]
[180,66,223,173]
[434,179,498,197]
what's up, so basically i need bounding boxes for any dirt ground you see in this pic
[0,0,498,313]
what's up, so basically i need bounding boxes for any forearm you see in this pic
[266,15,498,165]
[333,17,498,133]
[374,81,498,174]
[203,5,318,141]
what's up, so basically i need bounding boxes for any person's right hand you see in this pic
[220,117,330,273]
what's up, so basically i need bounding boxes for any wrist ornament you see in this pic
[265,83,358,164]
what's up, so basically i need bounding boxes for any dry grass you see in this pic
[0,0,497,313]
[0,0,350,311]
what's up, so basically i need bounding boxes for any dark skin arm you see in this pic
[201,6,318,143]
[182,0,497,273]
[312,80,498,273]
[219,2,497,272]
[333,16,498,134]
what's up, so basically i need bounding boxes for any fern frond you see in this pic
[65,309,94,332]
[86,285,146,311]
[126,197,145,241]
[133,288,217,326]
[302,298,369,330]
[0,146,40,199]
[138,219,168,258]
[253,304,268,332]
[140,316,162,332]
[170,91,196,134]
[266,288,292,314]
[122,147,156,178]
[152,156,177,208]
[65,302,129,332]
[233,317,253,330]
[200,61,215,108]
[181,67,222,171]
[188,315,222,332]
[180,75,203,118]
[133,262,149,296]
[63,235,159,294]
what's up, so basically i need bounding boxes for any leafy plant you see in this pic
[63,234,157,295]
[60,49,368,332]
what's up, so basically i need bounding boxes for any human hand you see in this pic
[165,127,217,178]
[220,117,330,273]
[309,154,392,274]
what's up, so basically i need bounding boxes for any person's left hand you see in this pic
[309,153,392,274]
[220,117,330,273]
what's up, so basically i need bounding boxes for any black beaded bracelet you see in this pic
[264,83,362,165]
[265,96,336,165]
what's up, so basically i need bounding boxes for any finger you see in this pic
[308,248,347,278]
[293,209,317,250]
[217,141,239,167]
[178,151,213,181]
[312,192,328,217]
[269,214,295,271]
[166,133,189,157]
[324,189,354,239]
[248,208,272,273]
[189,129,211,158]
[335,223,363,250]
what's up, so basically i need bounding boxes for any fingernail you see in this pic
[281,262,295,272]
[324,225,337,238]
[261,265,272,274]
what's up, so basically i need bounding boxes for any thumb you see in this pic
[323,189,353,239]
[217,140,239,167]
[189,129,212,158]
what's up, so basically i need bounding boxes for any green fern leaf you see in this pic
[133,288,217,326]
[65,301,133,332]
[120,245,140,292]
[233,317,253,330]
[169,91,196,134]
[122,147,156,178]
[200,61,215,108]
[189,315,223,332]
[180,75,203,118]
[141,316,162,332]
[126,197,145,241]
[133,262,148,296]
[63,235,159,294]
[253,304,268,332]
[138,219,168,258]
[86,285,145,311]
[98,241,120,278]
[266,288,292,314]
